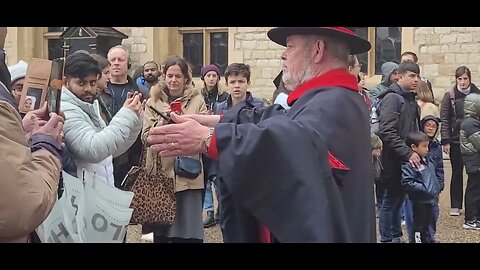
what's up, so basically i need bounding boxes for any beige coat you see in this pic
[0,100,61,243]
[417,100,440,119]
[142,84,208,193]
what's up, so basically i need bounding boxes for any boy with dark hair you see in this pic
[219,63,264,110]
[401,131,441,243]
[206,63,264,240]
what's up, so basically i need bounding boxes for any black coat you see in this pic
[378,83,420,189]
[214,78,375,242]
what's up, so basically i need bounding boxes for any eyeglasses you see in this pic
[12,85,23,93]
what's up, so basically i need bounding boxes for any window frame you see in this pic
[43,27,66,60]
[178,27,228,78]
[363,27,409,76]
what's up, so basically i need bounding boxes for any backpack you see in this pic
[370,91,405,134]
[448,88,456,116]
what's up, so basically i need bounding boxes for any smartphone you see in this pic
[170,101,182,114]
[149,105,172,124]
[47,58,64,115]
[47,87,61,114]
[50,57,65,82]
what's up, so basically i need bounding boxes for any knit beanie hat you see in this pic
[201,64,220,80]
[8,60,28,84]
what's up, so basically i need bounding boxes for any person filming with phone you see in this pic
[0,27,65,243]
[142,56,208,243]
[61,52,144,187]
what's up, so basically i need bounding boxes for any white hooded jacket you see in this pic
[61,87,142,186]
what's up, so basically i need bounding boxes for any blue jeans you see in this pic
[203,177,217,212]
[379,188,405,242]
[404,198,439,241]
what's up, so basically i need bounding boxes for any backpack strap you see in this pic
[448,88,456,116]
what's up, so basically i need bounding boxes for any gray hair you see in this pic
[305,35,350,65]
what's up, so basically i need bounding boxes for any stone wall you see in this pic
[416,27,480,100]
[233,27,283,101]
[114,27,147,69]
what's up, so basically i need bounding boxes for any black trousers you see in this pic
[465,172,480,222]
[410,202,433,243]
[450,143,465,209]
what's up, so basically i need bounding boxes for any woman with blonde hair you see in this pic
[416,79,439,119]
[142,56,208,243]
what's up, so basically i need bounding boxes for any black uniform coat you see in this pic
[209,69,376,243]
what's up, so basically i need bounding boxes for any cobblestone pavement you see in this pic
[127,160,480,243]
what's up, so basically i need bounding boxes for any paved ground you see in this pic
[127,160,480,243]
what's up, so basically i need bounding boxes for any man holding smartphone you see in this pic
[0,27,65,243]
[61,52,144,187]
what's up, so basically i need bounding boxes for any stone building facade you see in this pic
[4,27,480,101]
[415,27,480,100]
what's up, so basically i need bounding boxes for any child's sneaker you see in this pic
[463,220,480,230]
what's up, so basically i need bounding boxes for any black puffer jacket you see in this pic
[441,83,480,145]
[378,82,420,188]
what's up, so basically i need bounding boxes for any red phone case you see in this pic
[170,101,182,114]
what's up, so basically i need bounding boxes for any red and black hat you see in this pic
[267,27,371,55]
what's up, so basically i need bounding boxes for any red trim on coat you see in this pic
[287,69,360,107]
[259,224,272,243]
[327,151,349,171]
[213,69,355,242]
[207,132,219,160]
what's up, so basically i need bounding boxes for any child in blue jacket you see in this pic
[401,130,442,243]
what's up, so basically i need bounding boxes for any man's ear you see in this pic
[312,39,326,64]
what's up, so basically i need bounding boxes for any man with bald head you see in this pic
[102,45,142,188]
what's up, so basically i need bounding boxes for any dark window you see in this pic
[210,32,228,75]
[355,28,369,74]
[48,27,66,32]
[48,39,64,60]
[46,27,67,60]
[183,33,204,77]
[375,27,402,75]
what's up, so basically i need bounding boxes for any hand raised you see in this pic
[32,113,65,145]
[124,92,144,116]
[147,112,211,157]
